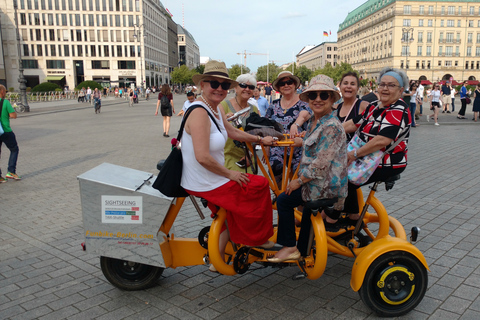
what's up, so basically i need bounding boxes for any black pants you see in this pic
[458,98,467,116]
[343,166,405,214]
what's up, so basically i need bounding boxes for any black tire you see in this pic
[359,251,428,317]
[198,226,210,249]
[100,256,164,291]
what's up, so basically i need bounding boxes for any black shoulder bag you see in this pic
[152,105,221,197]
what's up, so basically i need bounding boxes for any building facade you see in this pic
[338,0,480,83]
[296,42,338,71]
[0,0,189,91]
[177,24,200,69]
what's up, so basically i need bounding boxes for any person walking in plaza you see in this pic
[93,88,102,114]
[427,83,441,125]
[472,83,480,122]
[265,84,273,103]
[416,82,424,115]
[0,85,21,182]
[441,81,452,113]
[86,87,92,104]
[252,87,269,117]
[155,84,175,137]
[403,82,418,127]
[450,83,456,112]
[458,81,468,119]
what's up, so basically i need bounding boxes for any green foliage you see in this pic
[195,65,205,74]
[75,80,102,91]
[312,62,356,84]
[8,87,15,92]
[31,82,62,92]
[228,64,250,81]
[256,63,281,83]
[171,65,197,85]
[294,65,313,86]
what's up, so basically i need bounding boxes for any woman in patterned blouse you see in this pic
[267,75,348,263]
[342,67,411,225]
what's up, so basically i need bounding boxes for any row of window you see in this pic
[20,0,140,12]
[404,46,480,57]
[22,59,135,70]
[20,12,140,28]
[403,5,480,16]
[404,18,480,28]
[400,60,480,70]
[22,43,142,59]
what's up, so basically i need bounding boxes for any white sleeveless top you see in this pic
[181,102,230,192]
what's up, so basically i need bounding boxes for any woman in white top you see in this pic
[181,60,276,266]
[450,84,456,112]
[427,83,441,126]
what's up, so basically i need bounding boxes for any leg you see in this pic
[434,105,439,124]
[163,116,168,136]
[451,98,455,112]
[2,132,19,175]
[410,103,417,127]
[165,116,171,136]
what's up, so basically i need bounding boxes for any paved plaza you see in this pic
[1,95,480,319]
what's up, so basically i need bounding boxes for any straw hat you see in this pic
[299,75,341,102]
[192,60,238,88]
[272,71,301,91]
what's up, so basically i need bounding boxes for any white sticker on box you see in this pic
[101,195,142,224]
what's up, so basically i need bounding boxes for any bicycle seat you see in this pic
[304,198,338,211]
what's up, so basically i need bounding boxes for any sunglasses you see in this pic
[203,80,231,90]
[278,79,295,87]
[238,83,255,90]
[307,91,331,101]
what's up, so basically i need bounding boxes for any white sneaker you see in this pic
[435,122,440,126]
[426,115,430,122]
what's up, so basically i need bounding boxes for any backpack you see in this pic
[160,94,170,109]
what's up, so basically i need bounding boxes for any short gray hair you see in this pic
[236,74,257,87]
[378,67,409,89]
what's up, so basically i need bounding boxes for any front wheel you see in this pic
[359,251,428,317]
[100,256,164,291]
[14,103,25,113]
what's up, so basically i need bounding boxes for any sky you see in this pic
[162,0,368,73]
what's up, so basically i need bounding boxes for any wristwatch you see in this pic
[354,150,358,159]
[297,178,304,186]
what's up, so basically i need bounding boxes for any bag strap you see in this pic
[0,98,4,118]
[177,104,221,141]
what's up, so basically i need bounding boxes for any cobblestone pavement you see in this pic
[1,96,480,319]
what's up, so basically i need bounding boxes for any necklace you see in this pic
[235,96,248,110]
[201,96,219,116]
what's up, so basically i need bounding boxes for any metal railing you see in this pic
[5,90,121,103]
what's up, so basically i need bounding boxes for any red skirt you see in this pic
[186,174,273,246]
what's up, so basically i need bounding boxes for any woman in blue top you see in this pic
[457,81,468,119]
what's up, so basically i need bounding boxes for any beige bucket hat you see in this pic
[299,74,341,102]
[272,71,301,91]
[192,60,238,88]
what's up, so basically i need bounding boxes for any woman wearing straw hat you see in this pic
[181,60,276,265]
[268,75,348,263]
[265,71,312,182]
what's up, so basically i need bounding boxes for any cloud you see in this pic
[282,12,306,19]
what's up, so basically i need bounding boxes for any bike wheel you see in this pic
[100,256,164,291]
[358,251,428,317]
[15,103,25,113]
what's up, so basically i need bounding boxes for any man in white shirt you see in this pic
[86,87,92,103]
[178,91,195,117]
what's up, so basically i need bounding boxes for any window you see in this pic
[440,20,444,27]
[458,20,461,27]
[428,20,433,27]
[441,6,445,15]
[50,44,56,56]
[88,14,94,26]
[439,32,444,42]
[402,46,409,56]
[64,44,69,56]
[447,20,454,27]
[35,29,42,41]
[427,32,432,43]
[102,14,107,26]
[48,29,54,41]
[477,34,480,43]
[75,14,81,26]
[458,6,462,15]
[76,30,82,41]
[91,60,110,69]
[404,5,411,14]
[116,45,122,57]
[129,45,135,57]
[327,47,332,51]
[456,46,460,56]
[20,13,26,25]
[469,21,474,27]
[439,46,443,55]
[118,61,135,69]
[445,61,452,67]
[418,32,423,43]
[448,6,455,15]
[104,45,109,57]
[468,33,473,43]
[476,47,480,57]
[48,13,53,25]
[438,61,442,67]
[34,13,40,25]
[417,46,422,56]
[466,61,469,69]
[419,19,423,27]
[428,6,433,15]
[469,6,474,15]
[446,33,454,43]
[46,60,65,68]
[90,45,96,57]
[426,46,431,56]
[37,44,42,56]
[23,44,29,56]
[419,5,424,15]
[327,54,332,59]
[115,15,120,27]
[22,60,38,68]
[467,47,472,56]
[403,19,411,27]
[77,45,83,56]
[61,14,67,25]
[446,46,453,56]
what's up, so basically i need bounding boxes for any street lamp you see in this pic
[133,24,146,91]
[13,0,30,112]
[401,27,414,72]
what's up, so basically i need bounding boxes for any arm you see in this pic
[9,112,17,119]
[358,100,369,114]
[170,99,175,114]
[290,110,311,136]
[343,119,357,133]
[155,98,160,115]
[346,135,393,164]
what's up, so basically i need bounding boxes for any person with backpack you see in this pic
[155,84,175,137]
[0,85,21,182]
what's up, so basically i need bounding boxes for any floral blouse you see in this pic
[299,111,348,210]
[265,98,312,176]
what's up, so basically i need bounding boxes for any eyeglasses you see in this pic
[278,79,295,87]
[238,83,255,90]
[307,91,331,101]
[378,83,400,89]
[203,80,231,90]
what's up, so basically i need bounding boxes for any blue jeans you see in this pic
[0,131,19,175]
[451,98,455,112]
[410,102,416,127]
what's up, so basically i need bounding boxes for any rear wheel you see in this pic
[359,251,428,317]
[100,256,164,291]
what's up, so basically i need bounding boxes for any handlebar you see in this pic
[227,107,251,122]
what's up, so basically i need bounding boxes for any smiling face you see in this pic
[278,77,296,95]
[200,77,230,105]
[308,91,335,119]
[378,75,404,106]
[235,81,254,101]
[339,75,359,100]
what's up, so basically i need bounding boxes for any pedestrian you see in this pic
[404,82,418,127]
[178,91,195,117]
[93,88,102,114]
[86,87,92,104]
[472,83,480,122]
[0,84,21,182]
[416,82,424,115]
[427,83,441,125]
[441,81,451,113]
[457,81,468,119]
[155,84,175,137]
[252,87,269,117]
[450,83,456,112]
[264,84,273,103]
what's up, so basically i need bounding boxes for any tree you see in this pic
[294,65,313,86]
[75,80,102,91]
[312,62,356,84]
[195,65,205,74]
[171,65,195,85]
[31,82,62,92]
[228,64,250,80]
[256,63,281,83]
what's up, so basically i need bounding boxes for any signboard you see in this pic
[101,195,142,224]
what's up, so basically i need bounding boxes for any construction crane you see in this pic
[236,50,268,74]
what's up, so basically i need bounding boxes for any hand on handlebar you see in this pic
[292,137,303,147]
[260,136,275,146]
[228,170,250,187]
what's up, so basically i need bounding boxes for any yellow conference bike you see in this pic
[79,111,428,317]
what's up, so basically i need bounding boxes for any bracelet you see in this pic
[257,135,262,143]
[295,122,302,127]
[354,150,358,159]
[297,178,304,186]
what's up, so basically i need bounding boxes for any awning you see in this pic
[45,75,65,81]
[420,80,432,85]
